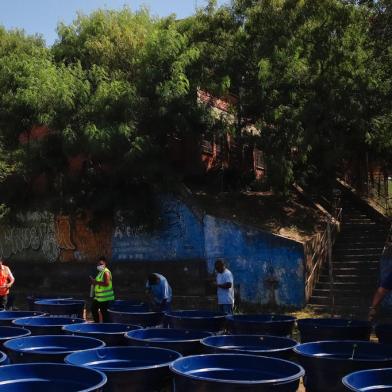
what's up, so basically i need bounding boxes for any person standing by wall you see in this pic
[0,258,14,310]
[90,257,115,322]
[368,269,392,321]
[215,259,234,314]
[145,273,172,312]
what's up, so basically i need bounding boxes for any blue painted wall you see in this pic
[204,216,305,307]
[111,195,306,307]
[112,196,205,261]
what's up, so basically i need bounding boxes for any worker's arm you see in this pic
[6,269,14,288]
[90,272,110,287]
[371,287,389,308]
[217,282,232,289]
[369,287,390,320]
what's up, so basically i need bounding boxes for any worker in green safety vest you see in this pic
[89,256,115,323]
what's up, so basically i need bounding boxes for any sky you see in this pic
[0,0,228,46]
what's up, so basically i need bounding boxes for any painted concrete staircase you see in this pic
[309,200,390,317]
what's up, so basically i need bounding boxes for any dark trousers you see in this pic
[91,299,111,323]
[0,295,7,310]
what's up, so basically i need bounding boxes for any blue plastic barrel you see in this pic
[226,314,296,336]
[298,318,371,343]
[170,353,304,391]
[0,363,107,391]
[34,299,85,318]
[63,323,141,346]
[343,368,392,391]
[65,346,181,392]
[165,310,226,332]
[201,335,298,360]
[125,328,212,355]
[108,300,148,313]
[4,334,105,363]
[0,327,31,349]
[375,323,392,344]
[0,351,8,366]
[13,316,85,335]
[0,311,45,327]
[108,309,163,327]
[294,340,392,392]
[27,296,73,311]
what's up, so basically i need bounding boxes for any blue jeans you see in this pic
[219,304,233,314]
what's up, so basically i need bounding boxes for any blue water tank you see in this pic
[297,318,371,342]
[63,322,141,346]
[4,334,105,363]
[165,310,226,332]
[201,334,298,360]
[0,311,45,327]
[65,346,181,392]
[0,326,31,350]
[170,353,304,391]
[343,368,392,391]
[126,328,212,355]
[294,340,392,392]
[108,309,163,327]
[13,316,85,335]
[0,363,107,391]
[226,314,296,336]
[34,299,85,318]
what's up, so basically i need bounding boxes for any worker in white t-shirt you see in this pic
[214,259,234,314]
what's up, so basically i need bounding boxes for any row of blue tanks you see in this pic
[0,298,389,391]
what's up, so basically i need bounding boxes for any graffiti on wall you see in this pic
[59,213,112,262]
[0,212,70,262]
[112,197,205,261]
[0,210,112,263]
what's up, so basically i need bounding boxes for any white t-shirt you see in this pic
[216,269,234,305]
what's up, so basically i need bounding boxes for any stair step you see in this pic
[332,255,381,261]
[308,304,365,317]
[328,266,378,271]
[310,295,371,306]
[341,229,388,235]
[308,193,389,313]
[333,248,384,255]
[331,260,380,265]
[319,274,378,283]
[312,288,374,297]
[322,263,379,270]
[334,242,386,249]
[315,282,377,290]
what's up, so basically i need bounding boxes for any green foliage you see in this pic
[0,0,392,215]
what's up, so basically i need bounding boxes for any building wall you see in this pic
[112,196,205,261]
[204,216,305,307]
[1,196,307,307]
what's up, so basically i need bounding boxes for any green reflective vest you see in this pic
[94,267,115,302]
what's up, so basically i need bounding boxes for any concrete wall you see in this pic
[204,216,305,307]
[112,197,205,261]
[2,196,307,307]
[0,211,111,263]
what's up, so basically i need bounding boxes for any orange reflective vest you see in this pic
[0,267,11,296]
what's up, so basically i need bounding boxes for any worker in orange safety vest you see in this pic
[0,258,15,310]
